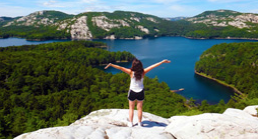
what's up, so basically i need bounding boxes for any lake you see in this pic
[0,37,71,47]
[93,37,258,104]
[1,37,257,104]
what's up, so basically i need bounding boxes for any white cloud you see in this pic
[166,4,201,17]
[43,0,57,7]
[84,5,111,12]
[42,0,74,8]
[249,9,258,13]
[170,4,199,13]
[170,5,185,12]
[80,0,98,4]
[153,0,179,3]
[3,0,257,18]
[0,6,39,17]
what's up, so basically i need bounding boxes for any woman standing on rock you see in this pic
[105,58,171,127]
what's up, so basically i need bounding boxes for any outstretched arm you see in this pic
[104,63,131,74]
[144,59,170,74]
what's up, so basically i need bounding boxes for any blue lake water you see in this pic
[0,37,71,47]
[93,37,258,104]
[1,37,257,104]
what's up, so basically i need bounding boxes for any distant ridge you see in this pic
[186,9,258,29]
[164,16,188,21]
[0,10,175,40]
[1,9,258,40]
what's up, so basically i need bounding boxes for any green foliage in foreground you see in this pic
[178,96,258,119]
[0,41,187,138]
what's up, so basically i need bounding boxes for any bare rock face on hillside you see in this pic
[15,106,258,139]
[1,10,161,40]
[92,16,130,31]
[186,10,258,29]
[70,16,92,40]
[4,11,55,27]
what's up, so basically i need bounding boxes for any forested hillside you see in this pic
[185,10,258,39]
[0,41,189,138]
[0,11,73,40]
[0,17,19,27]
[195,42,258,97]
[188,42,258,128]
[2,10,258,40]
[0,10,188,40]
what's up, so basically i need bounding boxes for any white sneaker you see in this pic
[138,122,143,127]
[127,122,133,127]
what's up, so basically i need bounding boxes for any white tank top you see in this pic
[129,72,144,92]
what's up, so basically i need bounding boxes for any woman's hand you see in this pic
[104,63,112,69]
[162,59,171,63]
[104,63,131,74]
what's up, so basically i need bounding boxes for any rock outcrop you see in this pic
[1,10,162,40]
[92,16,130,31]
[243,105,258,117]
[15,109,172,139]
[4,11,56,27]
[70,16,92,40]
[15,106,258,139]
[186,10,258,29]
[166,108,258,139]
[137,25,149,34]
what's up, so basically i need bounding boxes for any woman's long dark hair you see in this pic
[131,58,144,80]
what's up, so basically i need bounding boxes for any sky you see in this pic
[1,0,258,18]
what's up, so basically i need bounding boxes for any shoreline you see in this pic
[3,35,258,41]
[194,70,244,96]
[182,36,258,41]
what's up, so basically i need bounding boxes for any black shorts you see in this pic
[128,89,144,101]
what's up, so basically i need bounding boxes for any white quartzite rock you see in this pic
[130,17,140,22]
[104,35,116,39]
[134,36,143,40]
[15,109,173,139]
[70,16,92,40]
[136,25,149,34]
[4,11,54,27]
[186,13,258,29]
[165,107,258,139]
[15,106,258,139]
[243,105,258,116]
[92,16,130,31]
[146,17,158,23]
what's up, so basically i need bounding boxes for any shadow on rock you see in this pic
[141,120,168,128]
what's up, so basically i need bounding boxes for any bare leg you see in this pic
[129,100,135,123]
[137,100,143,123]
